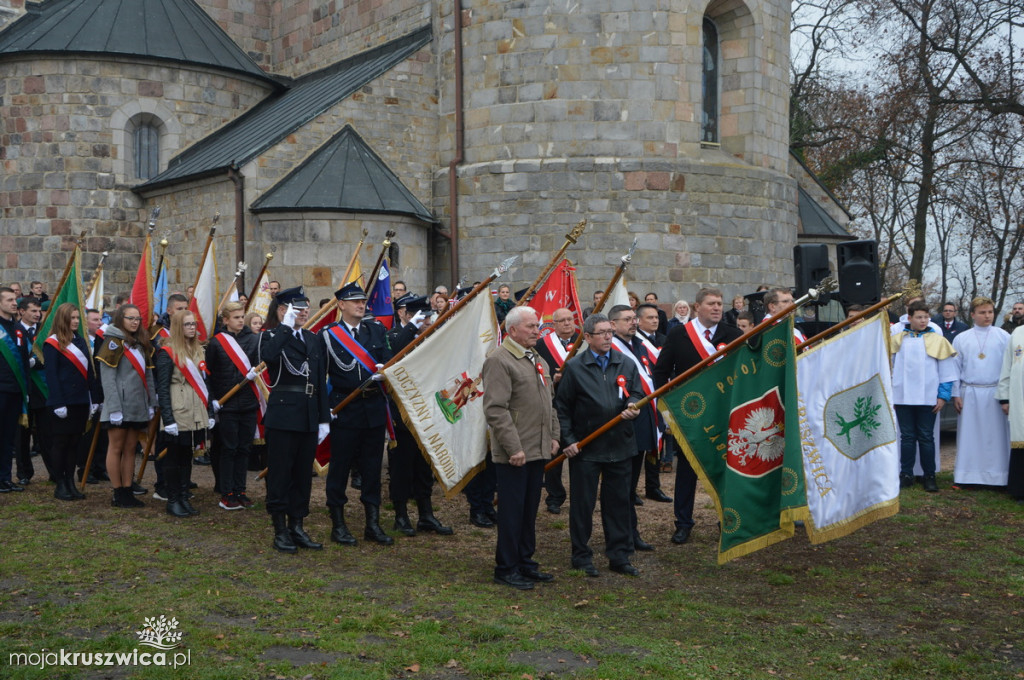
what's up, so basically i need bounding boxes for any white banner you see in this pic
[188,241,218,341]
[382,292,499,495]
[248,270,272,320]
[797,314,900,543]
[85,268,104,314]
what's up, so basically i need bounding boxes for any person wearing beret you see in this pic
[258,287,330,554]
[321,282,395,546]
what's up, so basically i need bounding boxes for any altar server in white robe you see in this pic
[996,321,1024,502]
[892,296,944,475]
[951,297,1010,487]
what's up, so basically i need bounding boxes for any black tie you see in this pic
[293,329,303,343]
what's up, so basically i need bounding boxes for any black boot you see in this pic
[416,498,454,535]
[288,517,323,550]
[67,473,85,500]
[166,492,191,518]
[633,530,655,551]
[271,512,297,553]
[363,503,394,545]
[329,506,356,546]
[54,478,75,501]
[111,487,122,507]
[393,503,417,536]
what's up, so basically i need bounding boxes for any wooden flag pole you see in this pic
[79,414,103,492]
[84,250,110,302]
[544,278,838,472]
[304,230,369,330]
[363,230,396,302]
[245,252,273,312]
[515,219,587,308]
[135,410,160,484]
[216,261,248,315]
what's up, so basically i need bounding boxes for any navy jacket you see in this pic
[321,319,393,429]
[43,334,101,408]
[258,326,329,433]
[932,315,969,344]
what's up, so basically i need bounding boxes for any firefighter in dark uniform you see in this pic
[321,282,394,546]
[258,287,330,554]
[386,293,453,537]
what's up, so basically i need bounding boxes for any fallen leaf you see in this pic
[405,662,420,672]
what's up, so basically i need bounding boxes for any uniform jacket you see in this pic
[20,322,46,408]
[258,325,329,433]
[386,321,418,432]
[43,334,101,408]
[554,349,643,463]
[155,347,213,433]
[653,321,743,389]
[205,327,260,414]
[0,314,30,396]
[482,337,560,464]
[321,318,393,429]
[96,325,157,423]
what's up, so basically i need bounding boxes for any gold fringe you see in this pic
[805,497,900,545]
[19,413,28,428]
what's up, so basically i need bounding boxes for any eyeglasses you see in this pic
[586,330,614,337]
[123,316,141,322]
[182,322,198,327]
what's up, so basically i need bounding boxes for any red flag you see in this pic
[130,235,154,325]
[527,259,583,337]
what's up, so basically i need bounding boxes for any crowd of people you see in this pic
[2,275,1023,591]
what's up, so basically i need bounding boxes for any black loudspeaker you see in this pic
[793,244,831,301]
[836,239,880,306]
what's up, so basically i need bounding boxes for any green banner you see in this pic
[659,318,807,564]
[31,247,85,399]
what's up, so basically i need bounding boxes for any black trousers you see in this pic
[0,391,22,483]
[217,410,257,496]
[629,452,644,533]
[326,423,386,508]
[265,428,316,517]
[17,406,52,481]
[494,459,544,577]
[162,443,194,500]
[568,456,633,568]
[544,457,566,508]
[1010,447,1024,500]
[388,429,433,507]
[674,453,699,531]
[50,405,88,484]
[464,453,495,515]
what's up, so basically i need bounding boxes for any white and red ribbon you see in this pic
[45,335,89,380]
[161,345,209,407]
[123,345,148,391]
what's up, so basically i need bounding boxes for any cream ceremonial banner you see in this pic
[797,314,900,543]
[382,292,499,496]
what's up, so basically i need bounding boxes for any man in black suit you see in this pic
[933,302,969,343]
[258,287,330,554]
[321,282,395,546]
[534,307,578,514]
[634,303,670,504]
[15,297,49,486]
[653,287,743,545]
[644,293,670,337]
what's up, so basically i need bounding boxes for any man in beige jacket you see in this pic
[482,306,561,590]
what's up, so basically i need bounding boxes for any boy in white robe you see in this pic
[951,297,1011,487]
[996,322,1024,503]
[890,301,957,492]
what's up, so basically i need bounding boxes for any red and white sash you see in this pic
[326,325,378,373]
[123,344,149,391]
[45,335,88,380]
[541,333,571,369]
[610,337,660,427]
[161,346,209,407]
[638,334,661,361]
[213,332,267,435]
[684,320,718,360]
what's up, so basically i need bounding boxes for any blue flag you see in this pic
[153,260,168,318]
[367,259,393,329]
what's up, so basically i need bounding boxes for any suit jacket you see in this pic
[637,329,666,348]
[482,337,559,464]
[653,320,743,389]
[19,322,45,407]
[533,332,578,385]
[43,334,101,408]
[615,334,660,451]
[320,319,393,429]
[258,325,329,433]
[932,315,969,343]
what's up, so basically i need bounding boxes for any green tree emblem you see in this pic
[833,396,882,446]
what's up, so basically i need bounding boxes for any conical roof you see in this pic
[0,0,276,85]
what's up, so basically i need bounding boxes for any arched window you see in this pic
[702,17,720,144]
[134,122,160,180]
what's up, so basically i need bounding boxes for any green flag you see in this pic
[659,318,807,564]
[31,246,85,398]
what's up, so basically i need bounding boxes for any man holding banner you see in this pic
[321,282,394,546]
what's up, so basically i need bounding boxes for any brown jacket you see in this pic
[482,336,559,464]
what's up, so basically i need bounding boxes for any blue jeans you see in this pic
[894,404,937,477]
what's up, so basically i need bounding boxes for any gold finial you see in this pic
[265,252,274,261]
[566,218,587,244]
[902,279,923,301]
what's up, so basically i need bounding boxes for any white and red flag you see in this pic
[188,240,218,341]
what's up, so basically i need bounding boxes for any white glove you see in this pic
[90,403,101,417]
[245,368,258,381]
[211,400,222,414]
[330,412,337,422]
[317,422,330,445]
[164,423,179,437]
[109,411,123,426]
[282,303,298,329]
[28,356,36,368]
[208,418,216,430]
[54,406,68,419]
[371,363,386,382]
[410,310,427,328]
[148,406,155,420]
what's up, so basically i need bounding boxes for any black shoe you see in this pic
[194,455,211,466]
[899,473,915,489]
[131,482,147,495]
[166,497,191,518]
[671,527,691,545]
[393,514,417,537]
[645,489,672,503]
[179,495,200,516]
[416,515,454,535]
[0,480,24,492]
[493,572,534,590]
[288,517,323,550]
[470,512,495,528]
[633,533,655,551]
[271,513,297,554]
[574,564,599,577]
[610,562,639,576]
[923,475,939,493]
[329,507,357,546]
[67,479,85,500]
[188,481,198,489]
[546,504,561,514]
[54,479,75,501]
[18,477,30,486]
[484,507,498,522]
[520,569,554,582]
[633,496,644,506]
[363,504,394,545]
